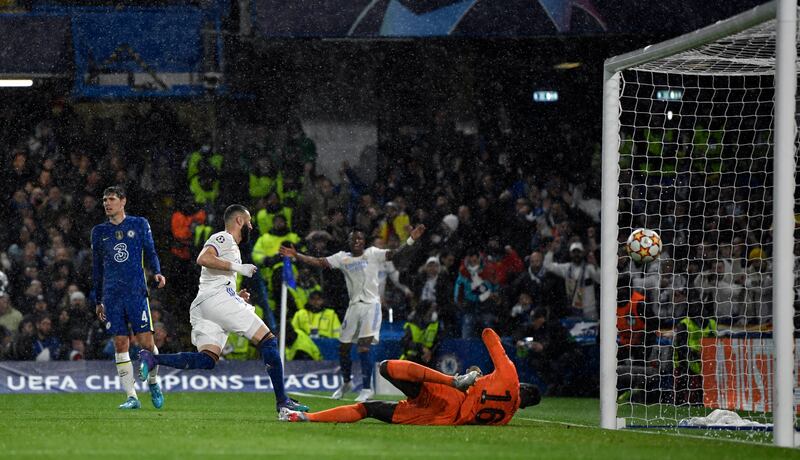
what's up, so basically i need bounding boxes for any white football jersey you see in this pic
[326,246,388,306]
[198,231,240,291]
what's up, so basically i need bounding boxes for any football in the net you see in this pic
[625,228,662,264]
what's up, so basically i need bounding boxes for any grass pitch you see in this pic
[1,393,797,459]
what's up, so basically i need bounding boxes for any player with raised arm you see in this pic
[138,204,308,415]
[280,225,425,402]
[90,186,167,410]
[279,328,540,425]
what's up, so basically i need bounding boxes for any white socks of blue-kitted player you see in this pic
[115,352,137,399]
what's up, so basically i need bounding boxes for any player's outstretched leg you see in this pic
[139,348,215,378]
[257,335,309,413]
[280,401,396,424]
[280,403,367,423]
[382,360,476,390]
[384,360,446,383]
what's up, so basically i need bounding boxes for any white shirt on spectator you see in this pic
[544,251,600,319]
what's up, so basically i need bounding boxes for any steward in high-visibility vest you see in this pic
[277,173,301,208]
[617,290,646,347]
[187,146,223,206]
[252,215,301,296]
[673,315,717,376]
[249,157,281,199]
[287,292,341,361]
[400,302,440,366]
[255,191,293,235]
[690,124,724,183]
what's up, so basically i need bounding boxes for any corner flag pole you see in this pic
[279,281,288,365]
[278,256,297,366]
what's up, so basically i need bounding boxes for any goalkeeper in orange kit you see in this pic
[278,328,541,425]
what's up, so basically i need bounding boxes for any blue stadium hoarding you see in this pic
[251,0,767,38]
[0,360,344,394]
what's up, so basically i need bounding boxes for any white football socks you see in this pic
[115,352,137,399]
[148,345,159,385]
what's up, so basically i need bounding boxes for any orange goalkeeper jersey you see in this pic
[454,328,521,426]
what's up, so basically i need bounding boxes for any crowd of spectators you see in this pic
[614,122,784,404]
[0,100,607,374]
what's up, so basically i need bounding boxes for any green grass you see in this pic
[0,393,797,459]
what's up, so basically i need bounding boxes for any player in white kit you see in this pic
[280,224,426,402]
[139,204,308,415]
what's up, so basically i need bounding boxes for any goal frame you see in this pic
[599,0,797,447]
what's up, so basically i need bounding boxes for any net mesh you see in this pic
[614,13,799,439]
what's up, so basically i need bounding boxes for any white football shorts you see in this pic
[339,301,381,344]
[189,287,266,350]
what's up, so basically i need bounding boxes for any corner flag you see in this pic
[282,256,296,289]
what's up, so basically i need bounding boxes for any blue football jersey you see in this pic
[90,215,162,304]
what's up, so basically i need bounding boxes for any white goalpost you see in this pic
[600,0,798,447]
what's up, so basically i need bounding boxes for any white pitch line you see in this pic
[516,417,774,446]
[516,416,593,428]
[288,391,353,401]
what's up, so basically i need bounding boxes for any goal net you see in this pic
[601,1,798,444]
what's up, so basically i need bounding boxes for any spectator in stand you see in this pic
[544,240,600,320]
[399,300,441,367]
[692,259,743,324]
[65,290,91,338]
[74,193,104,248]
[515,306,581,396]
[249,156,280,201]
[411,256,455,334]
[22,282,45,315]
[379,201,410,242]
[454,248,499,338]
[324,207,349,249]
[6,150,34,196]
[438,250,459,281]
[354,193,380,233]
[507,250,564,315]
[509,292,535,331]
[153,321,180,354]
[12,316,36,360]
[454,205,480,251]
[55,213,81,251]
[32,314,60,361]
[0,293,22,338]
[673,300,717,405]
[287,291,341,361]
[65,328,87,361]
[744,254,772,324]
[256,191,293,236]
[167,194,207,320]
[483,237,524,288]
[252,215,301,309]
[301,162,350,231]
[0,326,11,360]
[505,197,536,255]
[429,213,462,258]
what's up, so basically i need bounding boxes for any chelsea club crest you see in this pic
[127,230,135,238]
